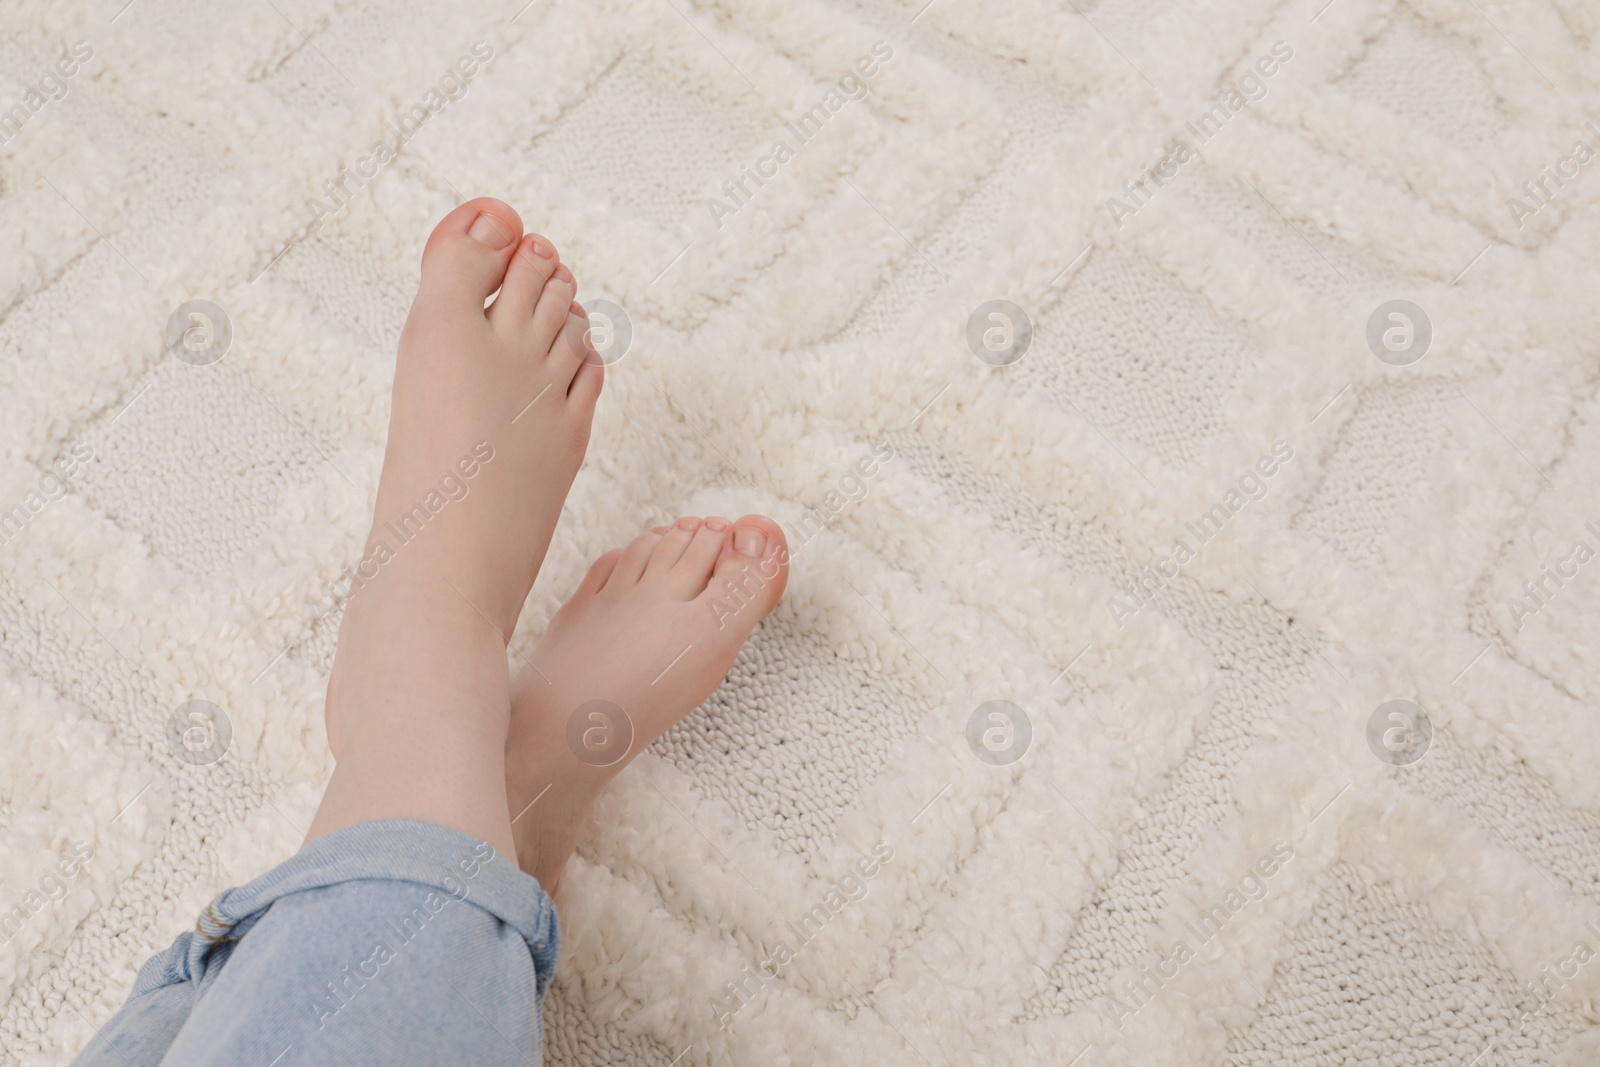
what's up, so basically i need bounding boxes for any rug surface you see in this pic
[3,0,1600,1063]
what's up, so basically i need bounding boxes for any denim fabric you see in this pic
[74,819,558,1066]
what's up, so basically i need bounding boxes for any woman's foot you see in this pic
[311,198,603,856]
[502,515,789,891]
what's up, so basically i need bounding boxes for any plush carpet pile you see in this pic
[2,0,1600,1063]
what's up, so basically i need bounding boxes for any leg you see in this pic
[76,822,558,1066]
[76,512,785,1066]
[312,196,602,859]
[75,199,595,1065]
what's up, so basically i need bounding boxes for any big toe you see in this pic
[417,197,524,312]
[701,514,788,634]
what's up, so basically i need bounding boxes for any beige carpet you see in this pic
[3,0,1600,1063]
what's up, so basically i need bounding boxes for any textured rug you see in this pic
[4,0,1600,1063]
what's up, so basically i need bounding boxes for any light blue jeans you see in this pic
[74,820,558,1066]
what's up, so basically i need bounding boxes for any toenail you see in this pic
[734,527,766,557]
[706,518,730,532]
[527,234,555,260]
[676,517,701,531]
[553,264,574,288]
[468,212,513,249]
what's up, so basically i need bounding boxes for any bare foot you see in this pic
[311,198,603,855]
[503,514,789,891]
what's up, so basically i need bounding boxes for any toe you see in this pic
[417,198,524,313]
[648,517,701,574]
[609,529,664,588]
[702,515,788,626]
[580,547,623,597]
[549,301,592,385]
[671,516,731,594]
[530,263,577,356]
[567,354,604,408]
[489,233,560,329]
